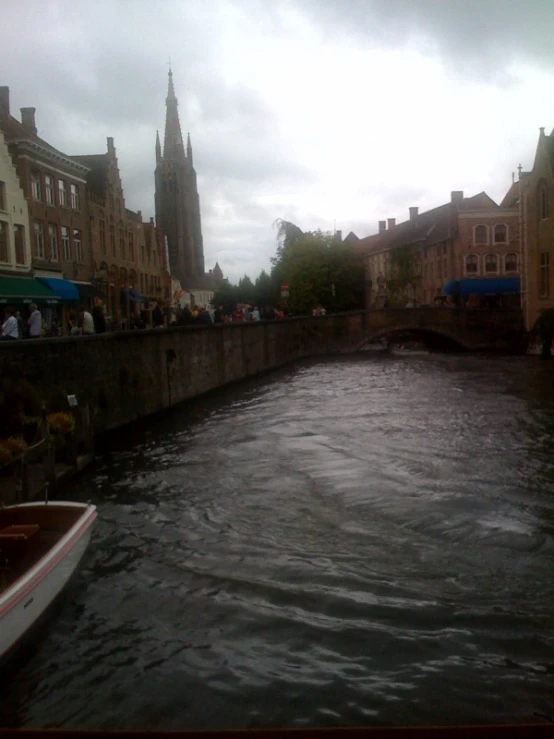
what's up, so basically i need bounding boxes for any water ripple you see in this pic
[3,354,554,729]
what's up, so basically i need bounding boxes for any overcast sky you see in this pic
[2,0,554,282]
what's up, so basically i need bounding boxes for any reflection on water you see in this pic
[3,353,554,729]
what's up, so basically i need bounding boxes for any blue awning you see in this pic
[129,288,147,303]
[37,277,80,301]
[444,278,520,297]
[121,288,147,304]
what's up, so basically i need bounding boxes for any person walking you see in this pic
[1,309,19,340]
[27,303,42,338]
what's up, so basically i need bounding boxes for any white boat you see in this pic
[0,501,97,663]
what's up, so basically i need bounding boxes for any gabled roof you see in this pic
[71,153,109,197]
[356,192,498,256]
[343,231,360,244]
[0,112,89,174]
[500,181,520,208]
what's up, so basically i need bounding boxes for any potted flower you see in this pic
[2,437,27,458]
[0,443,13,472]
[46,412,75,463]
[46,412,75,435]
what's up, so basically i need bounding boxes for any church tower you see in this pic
[155,69,205,285]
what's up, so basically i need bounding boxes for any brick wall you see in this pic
[0,313,368,434]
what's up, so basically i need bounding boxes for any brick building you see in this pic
[516,127,554,331]
[358,190,520,308]
[140,216,171,308]
[0,86,95,310]
[72,138,170,325]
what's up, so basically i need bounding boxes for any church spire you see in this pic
[163,68,185,161]
[155,129,161,164]
[186,132,193,166]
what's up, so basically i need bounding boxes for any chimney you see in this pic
[0,87,9,115]
[107,136,115,154]
[335,229,342,241]
[540,127,545,136]
[378,220,386,234]
[387,218,396,230]
[409,207,418,220]
[451,190,464,204]
[20,107,36,134]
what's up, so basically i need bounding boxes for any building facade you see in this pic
[359,191,520,308]
[0,127,31,274]
[140,217,171,308]
[0,87,92,292]
[72,138,169,324]
[517,127,554,332]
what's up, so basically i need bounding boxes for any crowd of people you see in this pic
[0,300,295,340]
[171,304,288,326]
[0,302,109,340]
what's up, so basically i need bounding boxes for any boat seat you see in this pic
[0,524,41,561]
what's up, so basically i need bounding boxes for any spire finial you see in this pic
[155,129,161,164]
[163,68,185,161]
[186,132,193,166]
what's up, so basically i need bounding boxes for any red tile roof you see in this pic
[500,181,520,208]
[71,154,109,197]
[356,192,498,256]
[0,111,89,172]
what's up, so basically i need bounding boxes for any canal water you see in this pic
[2,352,554,729]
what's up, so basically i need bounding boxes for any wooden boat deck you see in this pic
[0,505,83,596]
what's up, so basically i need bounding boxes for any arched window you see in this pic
[540,184,549,220]
[465,254,478,274]
[494,224,508,243]
[474,225,488,245]
[504,253,518,273]
[485,253,498,274]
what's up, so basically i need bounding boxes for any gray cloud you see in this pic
[1,0,551,282]
[298,0,554,79]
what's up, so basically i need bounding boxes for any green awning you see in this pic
[0,276,61,305]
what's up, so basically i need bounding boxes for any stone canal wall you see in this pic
[0,312,368,434]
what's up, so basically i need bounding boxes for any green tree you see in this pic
[327,238,365,311]
[278,233,329,314]
[271,223,365,315]
[211,279,239,313]
[271,219,304,266]
[237,274,256,304]
[254,269,277,307]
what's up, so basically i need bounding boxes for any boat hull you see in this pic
[0,502,96,663]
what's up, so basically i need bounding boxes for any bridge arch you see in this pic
[364,324,472,350]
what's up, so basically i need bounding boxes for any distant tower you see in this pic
[154,69,205,284]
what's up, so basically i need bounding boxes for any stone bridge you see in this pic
[358,307,525,350]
